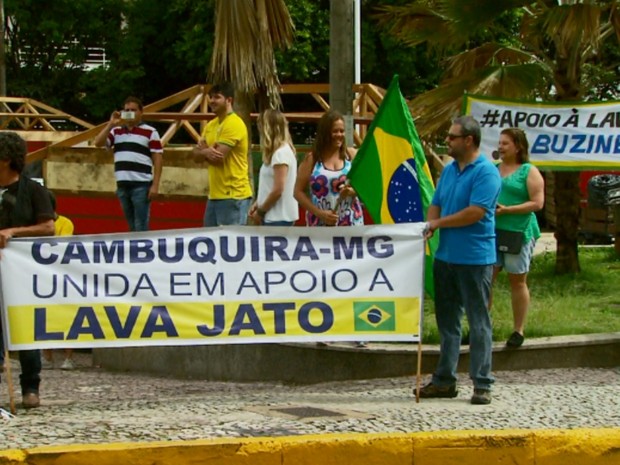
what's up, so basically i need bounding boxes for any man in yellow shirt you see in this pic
[193,82,252,226]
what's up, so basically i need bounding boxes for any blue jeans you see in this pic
[204,198,252,227]
[432,259,494,390]
[117,184,151,232]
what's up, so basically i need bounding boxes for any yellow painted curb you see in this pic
[0,428,619,465]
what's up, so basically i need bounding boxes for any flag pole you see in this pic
[415,337,422,403]
[414,227,430,403]
[4,349,16,415]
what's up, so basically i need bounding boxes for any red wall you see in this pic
[55,195,373,234]
[54,195,205,234]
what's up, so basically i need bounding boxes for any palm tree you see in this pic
[375,0,620,274]
[210,0,294,111]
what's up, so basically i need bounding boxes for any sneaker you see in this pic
[22,392,40,409]
[41,358,53,370]
[60,358,75,370]
[471,388,492,405]
[506,331,525,348]
[416,382,458,399]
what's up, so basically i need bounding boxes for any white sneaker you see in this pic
[60,358,75,370]
[41,358,53,370]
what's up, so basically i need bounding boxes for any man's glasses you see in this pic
[447,133,467,140]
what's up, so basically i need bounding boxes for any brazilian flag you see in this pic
[354,302,396,332]
[348,75,438,298]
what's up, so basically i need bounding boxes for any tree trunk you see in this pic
[553,53,582,274]
[329,0,354,115]
[553,171,581,274]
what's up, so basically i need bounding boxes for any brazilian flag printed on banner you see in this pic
[353,301,396,332]
[348,75,438,298]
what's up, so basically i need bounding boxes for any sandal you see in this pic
[506,331,525,348]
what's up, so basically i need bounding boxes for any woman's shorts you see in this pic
[496,237,537,274]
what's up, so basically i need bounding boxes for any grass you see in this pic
[421,246,620,344]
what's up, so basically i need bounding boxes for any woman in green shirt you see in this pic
[493,128,545,348]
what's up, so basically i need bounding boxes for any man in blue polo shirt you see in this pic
[418,115,501,405]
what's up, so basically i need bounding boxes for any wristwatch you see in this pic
[257,207,267,217]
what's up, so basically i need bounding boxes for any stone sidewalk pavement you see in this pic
[1,352,619,450]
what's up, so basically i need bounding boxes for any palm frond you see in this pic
[544,4,602,56]
[526,3,604,91]
[261,0,294,48]
[372,4,461,51]
[377,0,614,140]
[442,43,545,80]
[475,63,551,97]
[210,0,294,108]
[437,0,532,35]
[211,0,259,92]
[609,0,620,42]
[373,0,531,50]
[409,80,467,137]
[410,62,552,138]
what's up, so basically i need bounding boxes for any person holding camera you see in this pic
[94,96,163,231]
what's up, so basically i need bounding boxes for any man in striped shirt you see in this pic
[94,96,163,231]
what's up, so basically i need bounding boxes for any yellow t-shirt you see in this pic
[55,215,74,236]
[201,113,252,200]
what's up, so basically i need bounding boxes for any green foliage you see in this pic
[277,0,447,97]
[77,67,142,122]
[361,13,441,97]
[96,0,215,113]
[277,0,330,82]
[169,0,216,73]
[2,0,450,121]
[3,0,215,122]
[422,248,620,344]
[581,38,620,101]
[4,0,126,119]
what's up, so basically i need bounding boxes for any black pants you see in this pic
[0,322,41,394]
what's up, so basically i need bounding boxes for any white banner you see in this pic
[464,95,620,169]
[0,224,425,350]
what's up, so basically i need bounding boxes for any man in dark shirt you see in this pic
[0,132,55,409]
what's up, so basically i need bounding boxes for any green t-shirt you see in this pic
[495,163,540,243]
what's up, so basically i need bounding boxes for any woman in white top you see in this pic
[249,109,299,226]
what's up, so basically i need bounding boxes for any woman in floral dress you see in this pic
[294,110,364,226]
[294,110,366,348]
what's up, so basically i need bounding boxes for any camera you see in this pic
[120,111,136,120]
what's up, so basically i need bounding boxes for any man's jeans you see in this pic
[431,259,495,390]
[117,184,151,232]
[204,198,252,227]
